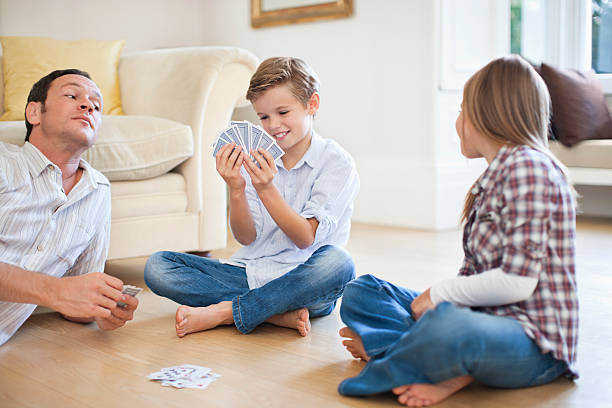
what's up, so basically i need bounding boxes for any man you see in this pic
[0,69,138,346]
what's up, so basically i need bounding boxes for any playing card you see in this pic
[117,285,142,308]
[223,126,244,151]
[231,121,250,153]
[267,143,285,160]
[148,364,220,390]
[257,131,274,150]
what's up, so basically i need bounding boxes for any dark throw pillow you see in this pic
[537,63,612,147]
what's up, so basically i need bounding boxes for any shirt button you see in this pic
[37,245,44,252]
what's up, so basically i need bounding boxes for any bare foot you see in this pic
[339,327,370,361]
[265,308,311,336]
[175,301,234,337]
[392,376,473,406]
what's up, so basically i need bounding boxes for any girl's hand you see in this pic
[243,148,278,192]
[216,143,245,192]
[410,288,435,321]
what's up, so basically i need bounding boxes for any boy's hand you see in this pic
[244,148,278,191]
[215,143,245,191]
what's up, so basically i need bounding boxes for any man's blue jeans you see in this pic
[144,245,355,334]
[338,274,568,396]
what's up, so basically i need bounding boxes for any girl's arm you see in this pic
[429,269,538,307]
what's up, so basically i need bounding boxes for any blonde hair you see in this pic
[246,57,320,107]
[460,55,574,223]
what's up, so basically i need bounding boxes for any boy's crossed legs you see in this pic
[144,245,355,337]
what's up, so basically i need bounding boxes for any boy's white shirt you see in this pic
[221,131,359,289]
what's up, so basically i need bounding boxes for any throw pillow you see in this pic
[0,36,124,121]
[538,62,612,147]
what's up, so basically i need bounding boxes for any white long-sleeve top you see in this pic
[429,268,538,307]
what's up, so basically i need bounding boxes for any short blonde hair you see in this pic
[460,55,574,222]
[247,57,320,107]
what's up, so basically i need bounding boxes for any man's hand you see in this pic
[49,272,124,320]
[410,288,435,321]
[95,294,138,330]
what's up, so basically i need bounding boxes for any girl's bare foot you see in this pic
[392,376,473,406]
[266,308,311,336]
[175,301,234,337]
[339,327,370,361]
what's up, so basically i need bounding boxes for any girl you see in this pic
[338,55,578,406]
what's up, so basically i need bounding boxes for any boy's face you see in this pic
[252,84,319,156]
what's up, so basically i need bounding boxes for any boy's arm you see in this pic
[243,149,320,249]
[256,186,319,249]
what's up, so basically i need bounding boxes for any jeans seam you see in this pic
[233,296,249,334]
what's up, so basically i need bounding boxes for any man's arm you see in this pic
[0,261,124,320]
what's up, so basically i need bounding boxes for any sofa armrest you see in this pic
[118,46,259,251]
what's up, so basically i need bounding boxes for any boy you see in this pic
[145,57,359,337]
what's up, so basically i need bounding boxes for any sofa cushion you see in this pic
[538,63,612,147]
[550,139,612,169]
[0,115,193,181]
[0,36,124,120]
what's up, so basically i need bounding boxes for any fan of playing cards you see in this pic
[148,364,220,389]
[212,121,284,162]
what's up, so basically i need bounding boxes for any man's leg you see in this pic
[339,274,421,359]
[232,245,355,334]
[339,302,567,400]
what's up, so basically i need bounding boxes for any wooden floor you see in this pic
[1,218,611,407]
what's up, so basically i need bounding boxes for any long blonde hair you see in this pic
[460,55,573,223]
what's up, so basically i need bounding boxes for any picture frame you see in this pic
[251,0,353,28]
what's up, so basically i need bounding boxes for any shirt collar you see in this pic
[23,142,109,188]
[471,144,515,195]
[278,131,324,171]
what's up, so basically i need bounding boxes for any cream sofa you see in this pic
[550,140,612,187]
[0,46,259,260]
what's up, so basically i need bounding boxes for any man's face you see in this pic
[33,74,103,150]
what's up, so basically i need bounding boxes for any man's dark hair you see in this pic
[24,69,91,141]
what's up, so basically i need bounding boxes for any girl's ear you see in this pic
[25,101,42,127]
[308,92,320,115]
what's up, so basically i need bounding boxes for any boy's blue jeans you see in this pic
[144,245,355,334]
[338,274,568,396]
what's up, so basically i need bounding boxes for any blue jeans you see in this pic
[144,245,355,334]
[338,274,568,396]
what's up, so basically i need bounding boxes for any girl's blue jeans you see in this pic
[144,245,355,334]
[338,274,568,396]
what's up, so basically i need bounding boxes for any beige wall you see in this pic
[0,0,449,228]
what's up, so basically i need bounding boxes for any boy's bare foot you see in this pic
[392,375,473,406]
[266,308,311,336]
[339,327,370,361]
[175,301,234,337]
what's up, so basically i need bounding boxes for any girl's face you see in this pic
[252,84,319,159]
[456,108,483,159]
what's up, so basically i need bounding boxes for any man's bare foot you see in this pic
[339,327,370,361]
[265,308,311,336]
[392,375,473,406]
[175,301,234,337]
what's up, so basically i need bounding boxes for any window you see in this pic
[592,0,612,74]
[510,0,612,93]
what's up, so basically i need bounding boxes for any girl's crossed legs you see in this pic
[339,274,567,406]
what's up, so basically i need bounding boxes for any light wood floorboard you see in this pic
[1,217,610,407]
